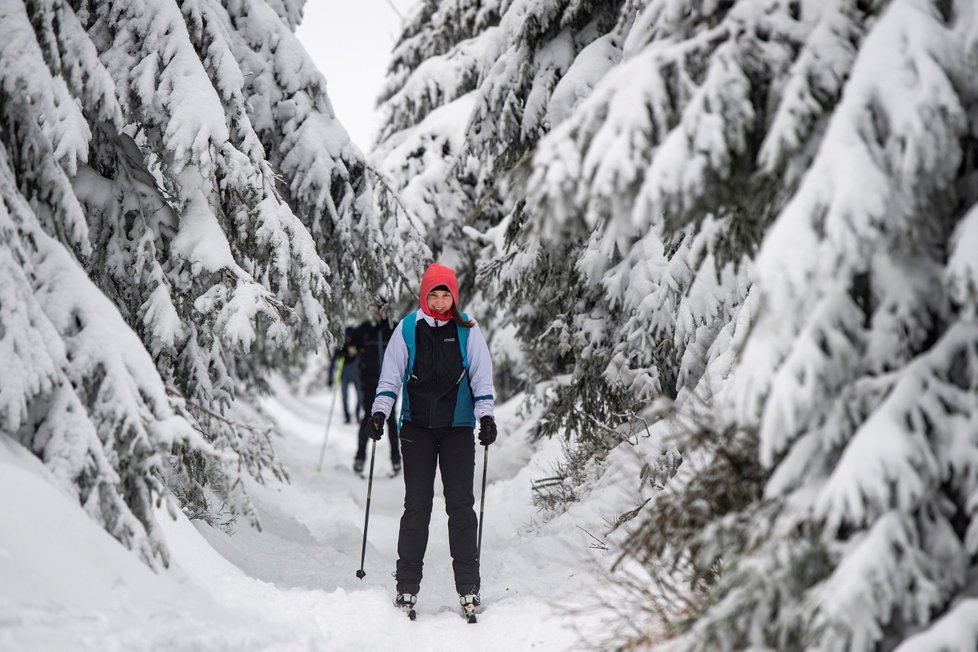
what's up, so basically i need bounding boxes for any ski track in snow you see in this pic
[2,382,610,651]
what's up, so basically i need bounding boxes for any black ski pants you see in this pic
[395,421,479,596]
[355,375,400,464]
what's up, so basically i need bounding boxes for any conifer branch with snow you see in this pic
[376,0,978,648]
[0,0,424,563]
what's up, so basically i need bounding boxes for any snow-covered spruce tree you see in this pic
[515,0,830,489]
[374,0,500,294]
[220,0,427,303]
[377,0,503,147]
[0,147,209,569]
[484,0,763,514]
[1,0,421,557]
[723,1,978,648]
[521,0,978,648]
[374,0,627,408]
[0,11,209,564]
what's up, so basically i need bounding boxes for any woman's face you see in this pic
[426,290,453,315]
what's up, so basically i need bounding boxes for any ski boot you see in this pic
[459,593,480,624]
[390,461,402,478]
[395,592,417,620]
[353,459,364,477]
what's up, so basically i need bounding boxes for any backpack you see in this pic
[399,311,474,427]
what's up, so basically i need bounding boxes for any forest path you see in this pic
[168,378,608,651]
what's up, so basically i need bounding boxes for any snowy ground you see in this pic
[1,381,622,651]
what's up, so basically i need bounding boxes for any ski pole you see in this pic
[477,445,488,559]
[356,438,378,579]
[315,357,344,472]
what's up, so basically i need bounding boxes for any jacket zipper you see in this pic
[427,325,439,428]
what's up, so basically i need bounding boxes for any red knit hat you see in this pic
[419,263,459,319]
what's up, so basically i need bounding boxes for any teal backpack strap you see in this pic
[402,311,418,381]
[457,312,470,369]
[398,312,419,430]
[451,313,476,428]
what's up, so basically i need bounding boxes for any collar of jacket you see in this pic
[416,310,450,327]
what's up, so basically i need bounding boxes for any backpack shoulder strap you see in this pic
[402,311,418,380]
[458,313,470,369]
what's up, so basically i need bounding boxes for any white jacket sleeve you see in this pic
[466,322,495,419]
[371,320,408,418]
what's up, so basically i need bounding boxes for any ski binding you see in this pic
[459,594,480,624]
[395,593,417,621]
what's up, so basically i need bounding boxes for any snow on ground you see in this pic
[1,380,620,651]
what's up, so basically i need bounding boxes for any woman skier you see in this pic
[367,263,497,622]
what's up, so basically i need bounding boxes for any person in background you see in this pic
[351,307,401,475]
[367,263,497,620]
[328,326,362,424]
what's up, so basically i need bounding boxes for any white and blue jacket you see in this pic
[371,310,494,428]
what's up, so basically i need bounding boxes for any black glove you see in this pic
[478,416,497,446]
[369,412,386,440]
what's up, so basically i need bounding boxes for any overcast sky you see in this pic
[296,0,417,152]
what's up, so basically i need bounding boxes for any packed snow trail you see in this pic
[2,378,618,651]
[204,378,608,649]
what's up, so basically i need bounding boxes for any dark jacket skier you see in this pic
[351,311,401,474]
[368,263,497,619]
[328,326,362,424]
